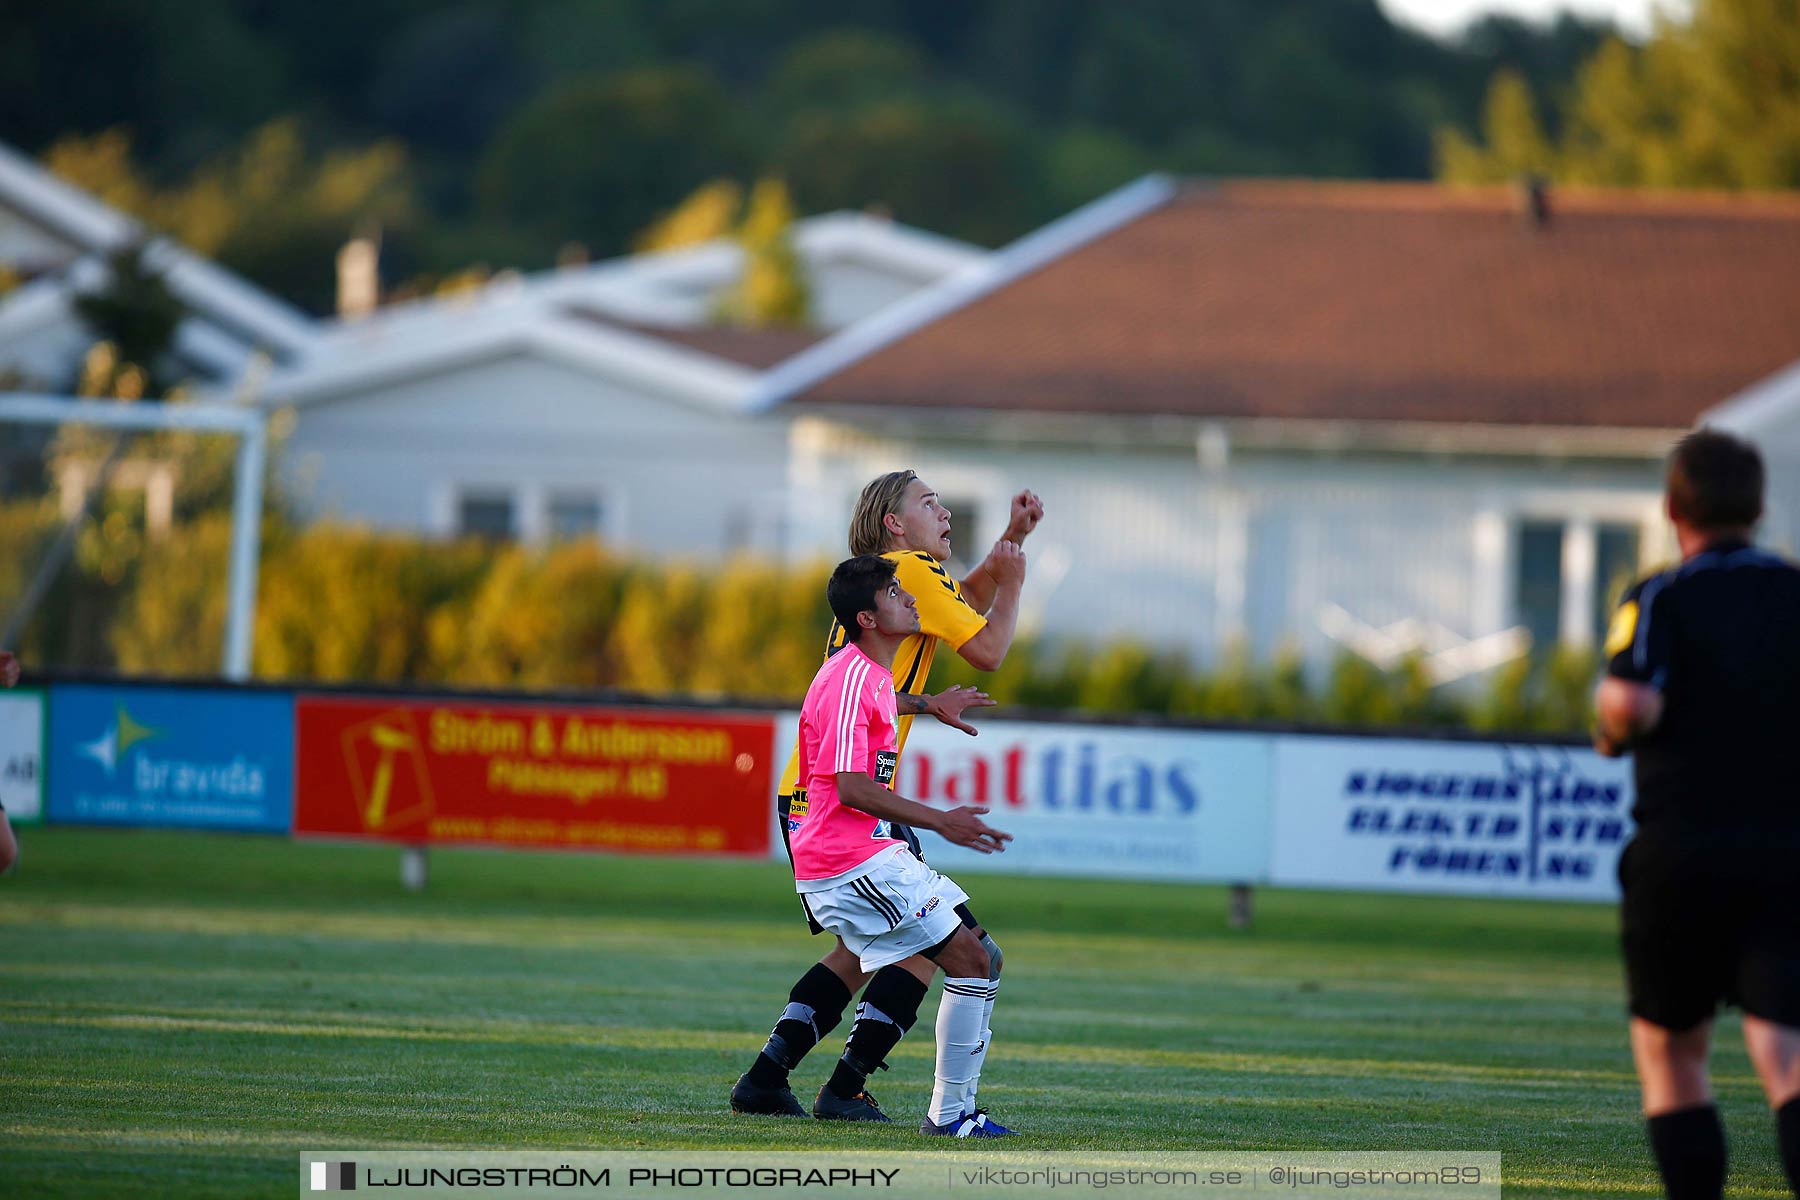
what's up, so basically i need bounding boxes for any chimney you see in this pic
[1516,175,1551,230]
[336,232,380,319]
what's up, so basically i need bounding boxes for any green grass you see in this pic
[0,829,1787,1197]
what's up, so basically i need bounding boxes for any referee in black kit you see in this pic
[1596,429,1800,1200]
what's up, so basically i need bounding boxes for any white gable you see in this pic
[279,351,790,555]
[0,140,316,386]
[1703,358,1800,552]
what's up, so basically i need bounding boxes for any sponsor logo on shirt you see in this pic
[874,749,897,786]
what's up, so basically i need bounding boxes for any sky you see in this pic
[1376,0,1683,38]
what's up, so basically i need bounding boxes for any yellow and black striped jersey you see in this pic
[778,550,988,797]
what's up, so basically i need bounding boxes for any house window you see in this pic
[1514,521,1564,657]
[547,492,603,542]
[457,490,516,540]
[1513,518,1643,656]
[1592,523,1642,643]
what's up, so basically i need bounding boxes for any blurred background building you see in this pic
[1,0,1794,718]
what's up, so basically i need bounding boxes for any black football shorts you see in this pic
[1620,831,1800,1030]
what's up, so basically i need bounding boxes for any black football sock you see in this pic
[826,966,928,1100]
[1776,1096,1800,1197]
[1647,1104,1726,1200]
[746,963,852,1090]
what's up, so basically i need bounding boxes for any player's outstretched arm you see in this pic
[960,491,1043,614]
[836,772,1012,854]
[957,541,1025,672]
[897,685,996,736]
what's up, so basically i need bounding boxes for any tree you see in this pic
[477,67,743,260]
[46,122,416,314]
[716,179,811,327]
[635,176,812,326]
[1436,69,1556,183]
[72,243,185,392]
[763,29,929,120]
[1439,0,1800,190]
[1044,126,1155,215]
[520,0,656,83]
[1458,11,1616,116]
[776,93,1046,246]
[0,0,288,163]
[635,179,743,252]
[368,6,535,154]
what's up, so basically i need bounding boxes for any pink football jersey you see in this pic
[789,641,902,885]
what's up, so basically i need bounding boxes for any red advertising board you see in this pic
[295,696,774,856]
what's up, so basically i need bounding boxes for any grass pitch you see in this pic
[0,828,1787,1197]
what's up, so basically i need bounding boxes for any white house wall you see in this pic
[1709,410,1800,554]
[0,300,93,388]
[806,259,945,331]
[278,353,790,555]
[786,419,1667,675]
[1759,462,1800,554]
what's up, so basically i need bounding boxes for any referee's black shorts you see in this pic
[1620,831,1800,1030]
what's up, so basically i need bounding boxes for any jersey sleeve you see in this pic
[894,551,987,651]
[1604,575,1671,687]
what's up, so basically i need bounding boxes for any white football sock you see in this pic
[928,977,996,1127]
[963,984,998,1111]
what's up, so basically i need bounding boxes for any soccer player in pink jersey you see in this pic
[786,555,1014,1132]
[735,475,1039,1135]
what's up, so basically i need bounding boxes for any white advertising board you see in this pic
[1269,736,1635,901]
[886,718,1271,882]
[0,689,44,822]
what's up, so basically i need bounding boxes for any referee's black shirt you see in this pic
[1605,539,1800,834]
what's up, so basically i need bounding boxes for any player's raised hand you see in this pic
[928,684,997,736]
[934,805,1012,854]
[1004,489,1045,541]
[983,539,1026,587]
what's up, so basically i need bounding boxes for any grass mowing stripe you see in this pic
[3,1001,1654,1086]
[1,828,1787,1198]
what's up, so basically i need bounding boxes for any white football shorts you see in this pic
[802,846,971,971]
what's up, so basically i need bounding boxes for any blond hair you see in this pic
[847,470,918,556]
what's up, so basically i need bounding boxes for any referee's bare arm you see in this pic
[834,772,1012,854]
[1593,677,1665,757]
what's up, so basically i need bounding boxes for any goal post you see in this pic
[0,392,267,681]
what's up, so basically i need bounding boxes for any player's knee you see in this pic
[820,942,867,992]
[1633,1017,1712,1073]
[979,932,1003,979]
[938,928,989,979]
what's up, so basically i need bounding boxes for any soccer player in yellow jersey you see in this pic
[732,470,1043,1132]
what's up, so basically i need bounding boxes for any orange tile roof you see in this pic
[624,322,824,370]
[562,307,824,370]
[793,180,1800,429]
